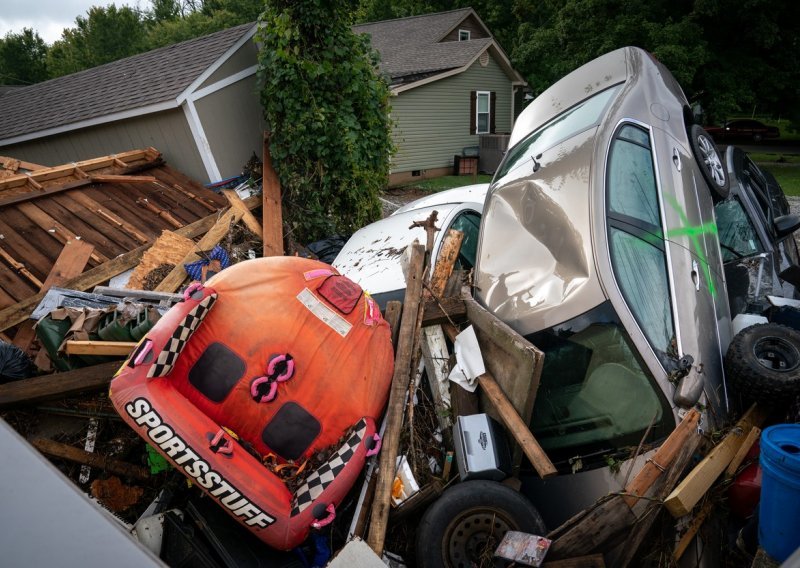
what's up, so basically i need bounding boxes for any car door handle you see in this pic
[673,147,682,172]
[691,259,700,291]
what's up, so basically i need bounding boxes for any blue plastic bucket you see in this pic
[759,424,800,562]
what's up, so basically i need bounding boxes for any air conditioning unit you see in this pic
[478,134,511,174]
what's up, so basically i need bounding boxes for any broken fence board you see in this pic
[262,132,283,257]
[0,196,258,333]
[0,361,122,407]
[32,437,150,480]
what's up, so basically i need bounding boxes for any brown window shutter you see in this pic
[470,90,476,135]
[490,91,497,133]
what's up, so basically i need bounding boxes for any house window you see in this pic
[459,29,470,41]
[476,91,490,134]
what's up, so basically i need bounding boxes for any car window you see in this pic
[448,211,481,270]
[527,301,673,464]
[494,84,621,182]
[606,123,675,357]
[714,198,764,261]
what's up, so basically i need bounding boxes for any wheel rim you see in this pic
[443,507,515,568]
[697,134,726,188]
[753,336,800,373]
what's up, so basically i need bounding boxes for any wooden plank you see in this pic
[223,188,262,236]
[12,240,94,352]
[422,295,467,326]
[429,229,464,297]
[384,300,402,350]
[32,437,150,480]
[367,243,426,555]
[0,156,46,171]
[154,208,243,293]
[64,340,136,356]
[169,182,217,212]
[16,202,109,263]
[420,326,452,432]
[623,408,701,507]
[673,500,714,561]
[664,404,766,517]
[0,244,43,288]
[89,175,158,184]
[0,361,121,407]
[0,179,92,208]
[33,196,123,260]
[0,215,53,277]
[51,193,141,251]
[725,426,761,479]
[478,372,557,478]
[0,254,37,300]
[68,191,150,244]
[0,196,258,333]
[135,197,183,229]
[543,554,606,568]
[262,132,283,257]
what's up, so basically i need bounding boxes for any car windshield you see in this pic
[494,84,621,182]
[527,301,673,466]
[715,197,764,261]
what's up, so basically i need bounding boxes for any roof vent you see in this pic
[480,52,489,67]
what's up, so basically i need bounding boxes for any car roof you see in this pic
[391,183,489,215]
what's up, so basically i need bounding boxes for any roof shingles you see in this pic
[0,23,253,141]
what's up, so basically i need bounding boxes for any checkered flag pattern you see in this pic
[147,294,217,378]
[290,418,368,516]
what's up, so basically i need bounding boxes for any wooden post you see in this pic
[32,438,150,480]
[367,243,426,556]
[0,361,122,408]
[262,132,283,256]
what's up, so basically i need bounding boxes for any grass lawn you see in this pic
[392,174,492,193]
[758,163,800,196]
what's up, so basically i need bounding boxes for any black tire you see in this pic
[415,480,546,568]
[689,124,730,202]
[725,323,800,406]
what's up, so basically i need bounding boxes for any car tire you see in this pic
[725,323,800,406]
[689,124,730,201]
[415,480,546,568]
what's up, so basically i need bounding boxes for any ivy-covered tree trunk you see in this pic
[257,0,394,244]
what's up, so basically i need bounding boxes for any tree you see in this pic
[47,5,149,78]
[258,0,394,243]
[0,28,48,85]
[145,0,263,49]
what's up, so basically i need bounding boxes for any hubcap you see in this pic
[697,134,726,188]
[444,508,514,568]
[753,336,800,373]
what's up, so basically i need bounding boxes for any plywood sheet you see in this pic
[126,230,195,290]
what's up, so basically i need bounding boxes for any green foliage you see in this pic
[0,28,48,85]
[47,5,149,78]
[257,0,394,243]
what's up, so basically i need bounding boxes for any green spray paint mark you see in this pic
[663,194,718,297]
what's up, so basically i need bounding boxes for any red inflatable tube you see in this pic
[110,257,393,550]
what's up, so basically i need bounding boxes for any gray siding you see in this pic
[442,15,489,41]
[391,54,512,173]
[198,38,258,90]
[0,109,207,180]
[195,74,266,180]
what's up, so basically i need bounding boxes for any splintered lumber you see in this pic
[664,404,766,517]
[0,156,46,171]
[223,189,262,236]
[420,326,452,432]
[0,196,258,333]
[547,409,703,560]
[367,242,426,556]
[725,426,761,479]
[65,340,136,356]
[623,408,701,507]
[429,229,464,297]
[262,132,283,257]
[384,300,402,349]
[0,244,43,288]
[673,500,714,561]
[0,361,122,407]
[154,207,244,293]
[12,239,95,351]
[32,438,149,480]
[478,372,556,478]
[126,231,194,290]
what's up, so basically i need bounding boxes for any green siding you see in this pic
[195,74,266,180]
[391,54,513,173]
[0,109,207,180]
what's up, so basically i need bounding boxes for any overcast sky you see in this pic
[0,0,137,44]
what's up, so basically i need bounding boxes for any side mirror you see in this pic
[774,214,800,239]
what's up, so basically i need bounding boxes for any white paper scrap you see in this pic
[447,325,485,392]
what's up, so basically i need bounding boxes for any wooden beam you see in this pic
[32,437,150,480]
[384,300,402,350]
[0,244,43,288]
[422,295,466,326]
[223,188,262,236]
[68,192,151,244]
[64,340,136,356]
[0,361,122,407]
[0,196,258,333]
[0,179,92,208]
[89,175,158,184]
[420,326,452,433]
[0,156,46,171]
[262,132,283,257]
[429,229,464,297]
[135,197,183,229]
[664,404,766,517]
[673,500,714,561]
[16,202,109,263]
[725,426,761,479]
[367,243,426,555]
[154,207,243,293]
[478,372,557,478]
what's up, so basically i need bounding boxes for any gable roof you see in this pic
[352,8,524,91]
[0,23,255,145]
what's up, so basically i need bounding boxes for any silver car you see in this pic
[474,46,734,526]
